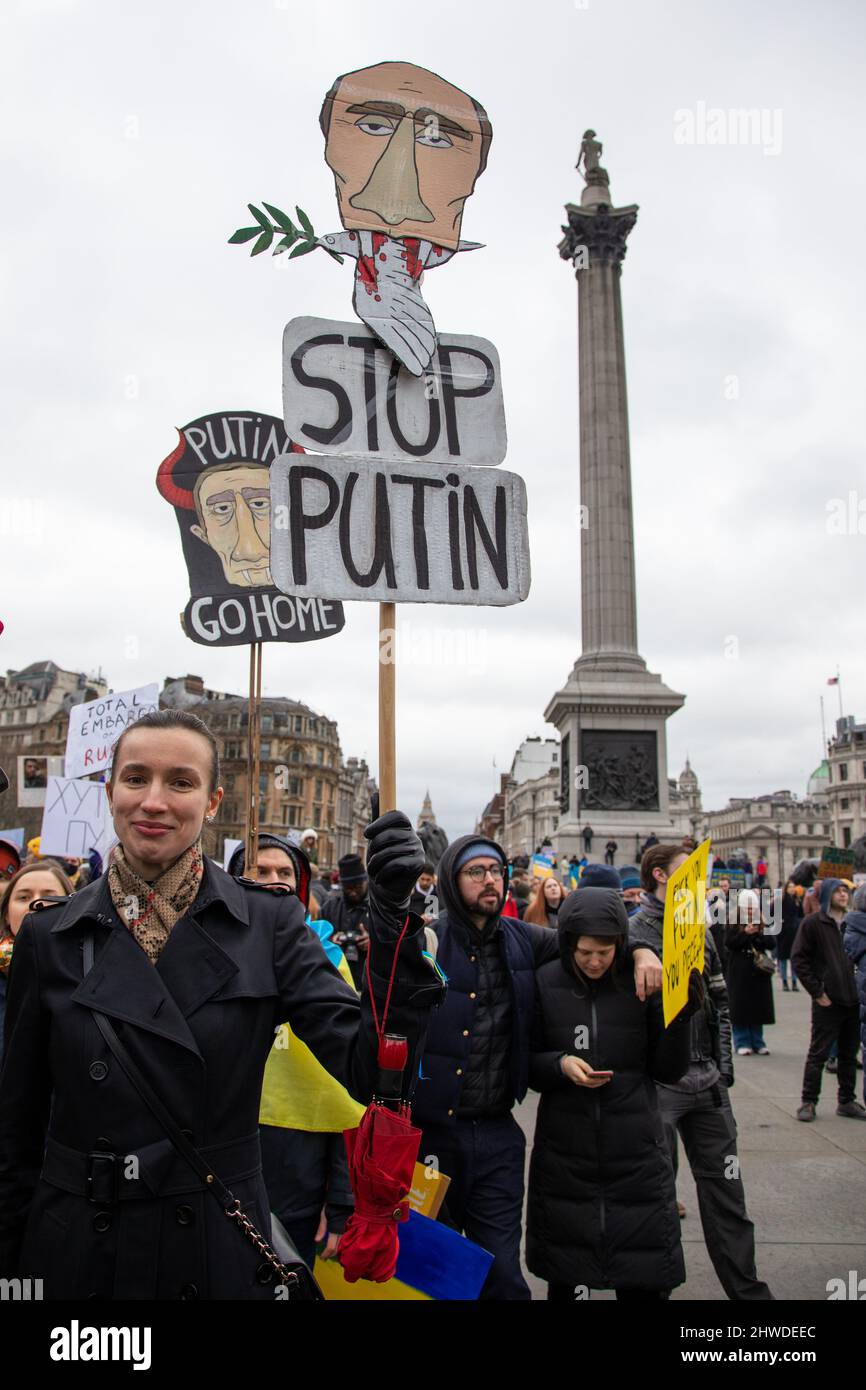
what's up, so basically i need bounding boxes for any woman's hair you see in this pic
[524,877,565,925]
[0,859,74,935]
[109,710,221,795]
[640,843,685,893]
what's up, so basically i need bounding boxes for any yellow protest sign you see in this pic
[662,839,710,1025]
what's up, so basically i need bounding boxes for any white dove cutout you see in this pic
[318,230,483,377]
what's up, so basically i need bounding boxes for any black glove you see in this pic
[364,811,425,916]
[722,1073,735,1089]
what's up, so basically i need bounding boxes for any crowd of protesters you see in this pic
[0,738,864,1302]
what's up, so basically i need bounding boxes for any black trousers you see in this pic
[801,1000,860,1106]
[657,1084,773,1301]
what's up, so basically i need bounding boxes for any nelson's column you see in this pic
[545,131,685,865]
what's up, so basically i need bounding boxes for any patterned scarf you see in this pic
[0,937,14,976]
[107,839,204,964]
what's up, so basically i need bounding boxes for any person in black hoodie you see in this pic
[413,834,663,1300]
[527,888,696,1300]
[793,878,866,1122]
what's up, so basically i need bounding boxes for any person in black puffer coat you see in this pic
[527,888,697,1300]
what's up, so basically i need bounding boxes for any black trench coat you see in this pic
[0,860,439,1300]
[724,927,776,1026]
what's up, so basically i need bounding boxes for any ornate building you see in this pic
[476,773,510,844]
[502,737,561,858]
[824,716,866,852]
[701,790,832,886]
[0,663,372,869]
[668,758,703,841]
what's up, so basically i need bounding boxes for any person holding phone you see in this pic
[526,887,698,1301]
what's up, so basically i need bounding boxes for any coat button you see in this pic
[456,1068,463,1076]
[448,1109,455,1116]
[181,1129,194,1142]
[89,1061,108,1082]
[179,1284,198,1300]
[256,1262,275,1285]
[93,1211,112,1233]
[95,1137,113,1151]
[469,992,477,1000]
[176,1205,195,1227]
[462,1030,469,1037]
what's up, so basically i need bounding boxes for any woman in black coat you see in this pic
[526,888,696,1300]
[0,710,440,1300]
[725,889,776,1055]
[777,881,803,991]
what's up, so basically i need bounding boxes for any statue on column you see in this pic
[576,129,610,191]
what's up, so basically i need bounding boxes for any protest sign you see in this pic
[283,318,506,465]
[662,839,711,1026]
[40,777,114,859]
[65,684,159,779]
[232,62,492,378]
[17,755,65,808]
[817,847,855,881]
[269,454,530,607]
[156,410,346,647]
[531,854,555,879]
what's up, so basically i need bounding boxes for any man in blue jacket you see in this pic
[413,834,662,1300]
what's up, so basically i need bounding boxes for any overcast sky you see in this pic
[2,0,864,838]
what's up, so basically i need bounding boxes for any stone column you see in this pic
[560,201,643,671]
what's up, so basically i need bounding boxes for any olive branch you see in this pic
[228,203,344,263]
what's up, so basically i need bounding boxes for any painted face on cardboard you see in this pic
[321,61,489,250]
[190,464,272,588]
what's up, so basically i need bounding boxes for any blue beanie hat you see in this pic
[619,865,640,891]
[454,840,505,873]
[579,863,622,890]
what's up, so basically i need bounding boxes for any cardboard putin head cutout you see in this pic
[320,61,492,251]
[156,410,345,646]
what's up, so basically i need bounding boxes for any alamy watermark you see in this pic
[674,102,783,157]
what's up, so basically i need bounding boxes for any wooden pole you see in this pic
[245,643,263,876]
[378,603,396,813]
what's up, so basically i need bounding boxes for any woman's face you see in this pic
[543,878,562,906]
[108,728,222,878]
[5,871,68,936]
[573,935,617,979]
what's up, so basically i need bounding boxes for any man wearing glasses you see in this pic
[412,834,663,1299]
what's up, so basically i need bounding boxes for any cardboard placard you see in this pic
[283,318,506,465]
[39,777,114,859]
[816,847,855,881]
[65,684,159,779]
[662,839,711,1026]
[269,454,530,606]
[156,410,346,647]
[17,756,65,808]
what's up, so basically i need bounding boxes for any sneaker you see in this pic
[836,1102,866,1120]
[826,1058,838,1074]
[797,1102,816,1122]
[736,1047,753,1056]
[792,983,799,992]
[756,1047,771,1055]
[782,981,789,992]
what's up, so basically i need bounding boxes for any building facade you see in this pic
[502,737,561,858]
[0,664,373,869]
[825,715,866,850]
[701,790,832,886]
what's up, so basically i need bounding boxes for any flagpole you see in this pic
[820,695,827,758]
[836,666,843,721]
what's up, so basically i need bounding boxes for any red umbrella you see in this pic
[339,1096,422,1283]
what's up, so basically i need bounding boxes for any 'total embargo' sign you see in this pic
[65,684,160,778]
[269,455,530,607]
[282,318,507,466]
